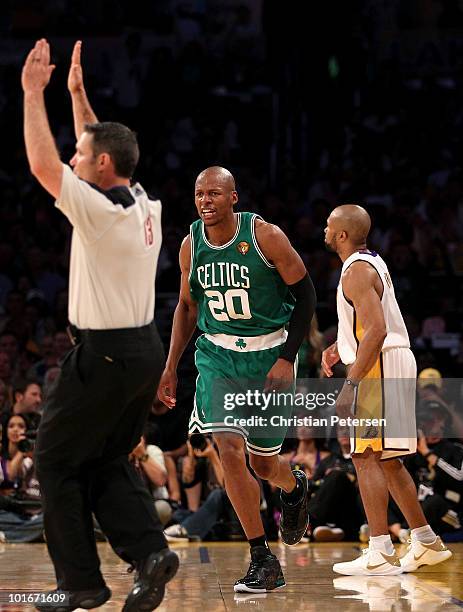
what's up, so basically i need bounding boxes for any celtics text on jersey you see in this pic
[189,212,294,337]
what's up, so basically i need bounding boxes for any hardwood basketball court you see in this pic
[0,541,461,611]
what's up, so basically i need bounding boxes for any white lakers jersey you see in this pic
[336,250,410,365]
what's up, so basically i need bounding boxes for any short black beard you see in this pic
[324,240,337,253]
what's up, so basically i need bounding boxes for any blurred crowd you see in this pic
[1,370,462,546]
[0,1,462,543]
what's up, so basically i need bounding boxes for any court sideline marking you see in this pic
[199,546,210,563]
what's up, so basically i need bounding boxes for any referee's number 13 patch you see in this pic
[145,216,154,246]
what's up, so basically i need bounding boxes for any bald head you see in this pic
[196,166,236,191]
[329,205,371,245]
[194,166,238,226]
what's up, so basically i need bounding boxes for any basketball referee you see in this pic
[22,39,178,612]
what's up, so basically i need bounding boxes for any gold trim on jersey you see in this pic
[352,310,385,454]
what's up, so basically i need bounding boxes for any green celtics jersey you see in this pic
[189,212,294,336]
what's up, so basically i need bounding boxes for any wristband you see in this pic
[345,378,359,389]
[280,273,316,363]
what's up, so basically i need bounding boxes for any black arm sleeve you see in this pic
[280,273,317,364]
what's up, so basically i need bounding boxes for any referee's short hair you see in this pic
[84,122,140,179]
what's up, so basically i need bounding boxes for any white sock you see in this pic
[369,534,394,555]
[411,525,437,544]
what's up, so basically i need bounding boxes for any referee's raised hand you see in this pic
[68,40,84,94]
[21,38,56,93]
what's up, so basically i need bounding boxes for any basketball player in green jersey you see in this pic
[158,166,317,593]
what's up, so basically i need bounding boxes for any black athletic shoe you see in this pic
[279,469,310,545]
[123,548,179,612]
[35,587,111,612]
[234,546,286,593]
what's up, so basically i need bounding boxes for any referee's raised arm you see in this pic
[22,38,63,198]
[67,40,98,139]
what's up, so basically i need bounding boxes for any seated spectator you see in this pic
[149,399,188,459]
[307,427,364,542]
[28,331,72,387]
[27,334,58,384]
[164,435,239,542]
[0,351,13,396]
[0,379,10,417]
[180,435,224,510]
[42,366,61,401]
[0,413,44,543]
[129,425,172,526]
[282,418,331,479]
[417,368,447,408]
[398,407,463,538]
[141,422,183,508]
[1,413,35,491]
[297,314,326,378]
[0,291,27,342]
[417,368,463,441]
[0,332,20,366]
[10,379,42,427]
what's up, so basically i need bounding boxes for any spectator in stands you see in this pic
[406,407,463,533]
[0,351,13,401]
[307,427,363,542]
[129,425,172,527]
[417,368,463,441]
[0,412,43,542]
[25,245,66,308]
[52,330,72,362]
[282,416,331,479]
[164,436,235,542]
[0,413,34,490]
[28,335,57,383]
[0,332,20,366]
[400,406,463,537]
[8,379,42,431]
[0,291,28,345]
[27,330,71,387]
[0,380,10,416]
[42,367,61,401]
[149,399,188,460]
[297,314,326,378]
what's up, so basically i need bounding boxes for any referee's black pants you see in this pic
[35,322,167,591]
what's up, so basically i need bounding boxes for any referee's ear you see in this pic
[96,152,111,172]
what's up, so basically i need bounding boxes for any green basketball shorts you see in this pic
[189,329,295,456]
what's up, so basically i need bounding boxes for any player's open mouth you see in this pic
[201,208,216,219]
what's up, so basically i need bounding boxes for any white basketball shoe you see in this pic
[333,547,403,576]
[400,537,452,572]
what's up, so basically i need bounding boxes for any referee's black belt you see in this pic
[67,321,156,353]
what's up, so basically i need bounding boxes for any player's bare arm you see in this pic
[68,40,98,139]
[255,220,307,285]
[342,261,387,381]
[157,236,198,408]
[255,220,317,390]
[336,261,386,417]
[22,39,63,198]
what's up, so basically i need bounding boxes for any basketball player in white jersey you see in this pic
[322,204,452,576]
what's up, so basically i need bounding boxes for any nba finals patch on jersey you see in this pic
[237,240,250,255]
